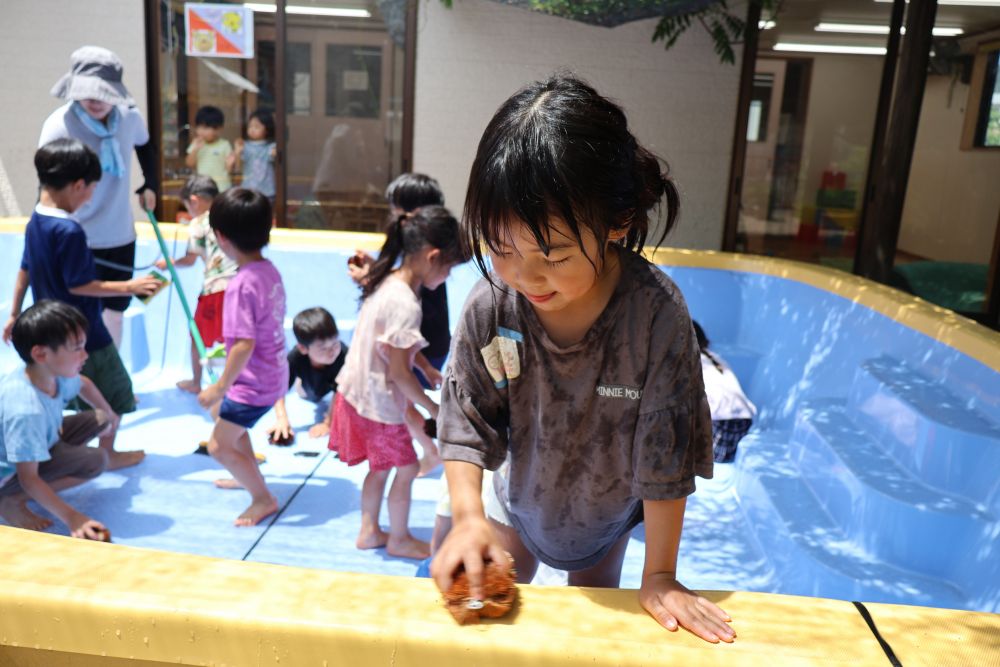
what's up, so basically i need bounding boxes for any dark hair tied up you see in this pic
[362,205,471,300]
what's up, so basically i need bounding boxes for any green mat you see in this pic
[890,261,988,313]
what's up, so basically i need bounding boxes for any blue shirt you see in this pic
[21,205,113,352]
[0,369,82,481]
[240,140,275,196]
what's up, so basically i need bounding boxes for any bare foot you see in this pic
[418,452,442,478]
[386,534,431,560]
[0,497,53,531]
[176,379,201,394]
[356,527,389,550]
[234,495,278,527]
[107,450,145,470]
[307,422,330,439]
[214,478,244,489]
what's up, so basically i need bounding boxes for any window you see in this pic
[747,73,774,142]
[325,45,382,118]
[961,43,1000,151]
[974,48,999,148]
[258,41,312,116]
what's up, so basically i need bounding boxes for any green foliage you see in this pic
[652,3,746,64]
[438,0,775,65]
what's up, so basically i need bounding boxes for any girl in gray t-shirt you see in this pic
[432,75,733,644]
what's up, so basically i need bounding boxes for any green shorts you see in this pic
[69,343,137,415]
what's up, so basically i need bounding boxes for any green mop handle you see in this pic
[143,209,217,383]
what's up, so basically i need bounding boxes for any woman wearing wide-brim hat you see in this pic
[38,45,159,349]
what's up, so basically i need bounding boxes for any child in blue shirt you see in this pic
[228,109,276,202]
[0,300,116,539]
[3,139,158,470]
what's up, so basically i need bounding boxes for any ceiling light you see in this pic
[874,0,1000,6]
[244,3,372,18]
[759,20,776,30]
[816,22,964,36]
[774,42,888,55]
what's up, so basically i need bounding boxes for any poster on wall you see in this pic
[184,3,254,59]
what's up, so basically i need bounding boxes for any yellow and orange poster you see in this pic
[184,3,254,59]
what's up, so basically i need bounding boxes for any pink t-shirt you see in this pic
[222,259,289,407]
[337,276,427,424]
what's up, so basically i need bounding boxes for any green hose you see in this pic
[143,209,217,383]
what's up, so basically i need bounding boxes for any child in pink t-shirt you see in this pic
[197,188,288,527]
[331,206,469,559]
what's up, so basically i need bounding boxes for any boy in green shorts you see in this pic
[3,139,158,469]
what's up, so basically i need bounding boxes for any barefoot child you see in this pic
[431,75,734,644]
[347,173,452,475]
[268,307,348,442]
[0,301,116,539]
[4,139,157,470]
[196,188,287,526]
[155,175,236,394]
[331,205,469,559]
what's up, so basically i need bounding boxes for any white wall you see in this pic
[898,74,1000,264]
[411,0,743,250]
[795,54,883,217]
[0,0,147,218]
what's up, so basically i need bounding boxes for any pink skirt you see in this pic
[329,394,417,471]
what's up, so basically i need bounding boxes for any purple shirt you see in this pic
[222,259,289,407]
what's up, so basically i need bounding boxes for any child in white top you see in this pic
[693,321,756,463]
[330,206,469,560]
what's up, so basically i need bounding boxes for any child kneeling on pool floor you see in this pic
[0,301,117,540]
[268,307,348,444]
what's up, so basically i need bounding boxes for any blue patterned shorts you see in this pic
[712,419,753,463]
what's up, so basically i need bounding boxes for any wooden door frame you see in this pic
[143,0,416,227]
[721,0,762,250]
[741,58,786,230]
[143,0,164,221]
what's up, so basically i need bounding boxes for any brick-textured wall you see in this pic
[0,1,147,218]
[412,0,742,250]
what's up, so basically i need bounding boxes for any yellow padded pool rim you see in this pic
[646,246,1000,374]
[3,527,998,667]
[2,219,1000,664]
[2,217,996,372]
[863,602,1000,667]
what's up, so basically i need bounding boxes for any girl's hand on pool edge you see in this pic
[430,514,508,600]
[639,573,735,644]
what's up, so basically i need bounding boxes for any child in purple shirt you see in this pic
[197,189,288,527]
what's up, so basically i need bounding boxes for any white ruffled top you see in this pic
[336,275,428,424]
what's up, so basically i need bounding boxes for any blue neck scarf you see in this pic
[71,101,124,179]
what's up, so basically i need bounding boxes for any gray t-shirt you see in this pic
[438,249,714,570]
[38,102,149,249]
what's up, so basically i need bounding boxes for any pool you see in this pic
[0,220,997,616]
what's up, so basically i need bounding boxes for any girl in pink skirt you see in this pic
[330,206,469,559]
